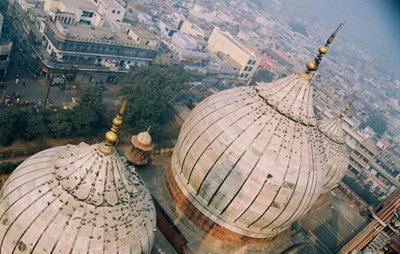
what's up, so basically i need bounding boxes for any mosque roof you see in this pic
[169,24,345,239]
[0,101,156,253]
[318,104,352,193]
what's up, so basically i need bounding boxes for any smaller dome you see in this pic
[0,142,156,254]
[318,117,349,193]
[131,131,153,151]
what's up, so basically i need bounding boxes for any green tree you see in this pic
[252,69,276,83]
[0,108,20,146]
[24,112,47,140]
[46,110,72,138]
[359,113,388,136]
[121,65,191,141]
[70,85,103,135]
[78,85,103,115]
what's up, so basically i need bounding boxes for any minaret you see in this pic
[126,127,154,166]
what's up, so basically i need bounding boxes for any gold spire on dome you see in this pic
[339,98,356,119]
[98,98,128,155]
[306,22,345,75]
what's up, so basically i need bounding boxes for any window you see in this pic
[248,67,253,72]
[112,10,116,13]
[244,74,249,78]
[117,11,120,14]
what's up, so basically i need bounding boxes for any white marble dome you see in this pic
[0,142,156,253]
[318,117,349,193]
[171,73,327,239]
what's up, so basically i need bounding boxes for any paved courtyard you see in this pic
[299,190,368,253]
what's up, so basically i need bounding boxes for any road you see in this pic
[1,42,81,107]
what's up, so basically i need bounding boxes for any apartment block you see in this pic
[207,27,260,80]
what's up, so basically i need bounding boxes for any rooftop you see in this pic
[99,0,124,10]
[48,21,157,49]
[61,0,97,12]
[214,27,256,57]
[129,26,158,40]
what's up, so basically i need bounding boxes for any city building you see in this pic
[8,0,158,78]
[179,20,205,39]
[158,19,178,39]
[318,104,350,193]
[317,106,400,198]
[0,14,12,79]
[342,125,400,197]
[126,25,159,48]
[38,15,157,68]
[339,186,400,253]
[207,26,260,80]
[43,0,126,27]
[166,31,209,64]
[0,102,157,254]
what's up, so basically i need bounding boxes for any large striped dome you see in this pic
[0,142,156,253]
[170,73,327,239]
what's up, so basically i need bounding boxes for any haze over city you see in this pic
[0,0,399,253]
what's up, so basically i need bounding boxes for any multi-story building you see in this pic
[166,32,209,64]
[43,0,125,27]
[40,19,158,68]
[339,186,400,253]
[0,14,12,79]
[8,0,158,75]
[342,125,399,197]
[207,26,260,80]
[179,20,205,39]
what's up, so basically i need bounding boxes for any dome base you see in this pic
[165,164,274,244]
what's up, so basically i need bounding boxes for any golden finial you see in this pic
[147,126,151,133]
[339,98,356,119]
[305,22,344,74]
[98,98,128,155]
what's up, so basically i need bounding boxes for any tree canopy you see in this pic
[121,65,191,141]
[359,113,388,136]
[252,69,276,83]
[0,108,20,145]
[0,85,103,146]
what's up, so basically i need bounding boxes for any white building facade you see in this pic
[208,27,260,80]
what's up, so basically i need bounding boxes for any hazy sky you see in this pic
[282,0,400,77]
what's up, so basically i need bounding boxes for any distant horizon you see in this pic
[279,0,400,79]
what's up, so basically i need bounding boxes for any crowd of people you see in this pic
[0,74,56,110]
[1,92,53,110]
